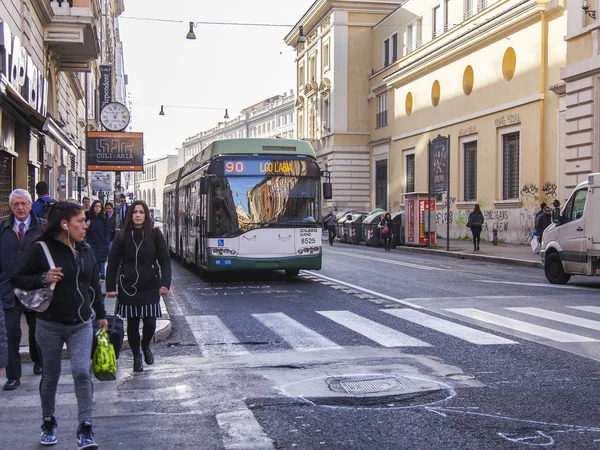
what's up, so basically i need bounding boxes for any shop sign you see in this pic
[86,131,144,171]
[99,66,112,110]
[0,22,47,116]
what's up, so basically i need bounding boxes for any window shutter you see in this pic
[406,154,415,193]
[463,141,477,201]
[502,132,520,200]
[392,34,398,62]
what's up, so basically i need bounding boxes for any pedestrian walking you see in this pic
[115,194,128,231]
[0,189,44,391]
[551,199,561,223]
[0,306,7,377]
[323,209,337,246]
[467,204,484,251]
[105,200,171,373]
[104,202,117,251]
[534,202,547,232]
[31,181,56,219]
[536,204,552,243]
[378,212,394,251]
[81,197,91,212]
[85,200,110,280]
[11,201,107,449]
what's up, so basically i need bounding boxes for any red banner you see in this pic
[407,200,415,243]
[418,200,436,245]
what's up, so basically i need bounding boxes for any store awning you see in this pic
[42,116,78,156]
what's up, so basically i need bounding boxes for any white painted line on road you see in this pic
[317,310,432,347]
[507,307,600,332]
[186,316,251,357]
[383,309,517,345]
[401,296,528,302]
[252,313,342,352]
[476,280,597,291]
[446,308,598,343]
[301,271,424,310]
[569,306,600,315]
[328,249,447,271]
[216,409,275,450]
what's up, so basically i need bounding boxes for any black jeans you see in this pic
[5,306,40,378]
[327,226,336,245]
[382,235,392,250]
[471,225,482,249]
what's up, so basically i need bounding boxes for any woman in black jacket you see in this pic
[11,202,107,448]
[467,204,485,251]
[86,200,110,280]
[378,212,394,251]
[106,200,171,372]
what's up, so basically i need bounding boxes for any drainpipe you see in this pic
[537,0,551,202]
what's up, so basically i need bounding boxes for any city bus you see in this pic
[163,138,332,276]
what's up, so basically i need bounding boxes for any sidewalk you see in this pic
[19,295,171,363]
[367,238,542,268]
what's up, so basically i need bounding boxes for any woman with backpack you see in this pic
[467,204,485,251]
[86,200,110,280]
[378,212,394,251]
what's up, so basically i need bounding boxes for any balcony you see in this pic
[41,0,100,71]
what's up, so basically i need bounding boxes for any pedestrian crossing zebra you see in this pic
[185,305,600,356]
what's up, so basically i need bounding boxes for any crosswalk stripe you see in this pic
[569,306,600,315]
[507,307,600,332]
[186,316,250,356]
[252,313,341,352]
[446,308,598,343]
[317,310,431,347]
[383,309,517,345]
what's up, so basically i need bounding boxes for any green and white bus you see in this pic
[163,138,332,276]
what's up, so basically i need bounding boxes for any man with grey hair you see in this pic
[0,188,44,390]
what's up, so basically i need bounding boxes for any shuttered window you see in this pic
[375,160,388,210]
[405,153,415,193]
[502,131,520,200]
[463,141,477,201]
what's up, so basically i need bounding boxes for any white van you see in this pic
[540,173,600,284]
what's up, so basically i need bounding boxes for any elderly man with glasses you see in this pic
[0,189,45,390]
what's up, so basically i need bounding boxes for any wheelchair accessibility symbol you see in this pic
[218,239,225,247]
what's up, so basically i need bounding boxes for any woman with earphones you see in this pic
[105,200,171,373]
[11,202,107,449]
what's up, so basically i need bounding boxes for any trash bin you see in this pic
[391,211,405,247]
[336,211,353,243]
[346,212,368,245]
[362,211,385,246]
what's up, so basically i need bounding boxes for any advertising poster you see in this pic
[90,171,113,191]
[429,136,449,193]
[407,200,415,243]
[99,65,112,111]
[86,131,143,171]
[418,199,436,245]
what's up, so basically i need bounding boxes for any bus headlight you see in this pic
[210,248,237,256]
[297,246,321,255]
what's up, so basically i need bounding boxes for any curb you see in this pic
[18,297,172,362]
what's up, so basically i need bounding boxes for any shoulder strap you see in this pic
[37,241,57,290]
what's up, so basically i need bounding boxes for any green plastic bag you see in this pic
[93,328,117,381]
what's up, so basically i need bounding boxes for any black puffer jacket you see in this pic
[106,228,171,307]
[11,238,106,324]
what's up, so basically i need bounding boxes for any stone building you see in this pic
[134,154,178,214]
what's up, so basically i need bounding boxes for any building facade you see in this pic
[288,0,567,244]
[0,0,125,217]
[134,154,178,214]
[180,90,295,164]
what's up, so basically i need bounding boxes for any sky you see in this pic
[118,0,315,161]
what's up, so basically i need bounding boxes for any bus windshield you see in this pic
[210,175,319,237]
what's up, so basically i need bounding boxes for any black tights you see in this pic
[127,317,157,353]
[471,226,482,249]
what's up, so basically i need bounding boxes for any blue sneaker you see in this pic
[40,416,57,446]
[76,422,98,450]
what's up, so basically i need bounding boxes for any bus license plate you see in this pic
[216,260,232,266]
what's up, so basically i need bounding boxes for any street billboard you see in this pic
[90,171,114,191]
[429,135,449,193]
[86,131,143,171]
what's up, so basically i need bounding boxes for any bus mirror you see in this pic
[323,182,333,199]
[200,177,209,195]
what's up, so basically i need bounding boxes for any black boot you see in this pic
[142,345,154,365]
[133,352,143,372]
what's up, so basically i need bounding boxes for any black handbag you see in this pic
[93,298,124,359]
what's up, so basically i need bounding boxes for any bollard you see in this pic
[492,227,498,246]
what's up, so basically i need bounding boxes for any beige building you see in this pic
[288,0,567,244]
[560,0,600,199]
[134,154,178,213]
[0,0,125,214]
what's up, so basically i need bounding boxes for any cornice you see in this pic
[30,0,54,26]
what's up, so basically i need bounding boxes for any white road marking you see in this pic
[186,316,250,356]
[317,310,431,347]
[569,306,600,315]
[328,249,447,271]
[507,307,600,332]
[216,409,275,450]
[252,313,341,351]
[446,308,598,343]
[401,296,529,302]
[383,309,517,345]
[476,280,598,291]
[302,271,424,309]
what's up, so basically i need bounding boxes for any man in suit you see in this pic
[0,189,44,390]
[116,194,128,230]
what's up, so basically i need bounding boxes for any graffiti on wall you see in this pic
[542,182,557,200]
[520,183,539,207]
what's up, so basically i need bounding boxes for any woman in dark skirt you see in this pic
[105,200,171,372]
[86,200,110,279]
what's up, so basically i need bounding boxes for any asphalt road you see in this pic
[2,244,600,449]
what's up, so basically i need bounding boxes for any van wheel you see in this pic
[544,253,571,284]
[285,269,300,278]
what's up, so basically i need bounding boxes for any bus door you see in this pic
[200,177,209,267]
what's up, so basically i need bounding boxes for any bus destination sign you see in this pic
[223,159,305,176]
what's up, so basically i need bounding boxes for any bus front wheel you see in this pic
[285,269,300,278]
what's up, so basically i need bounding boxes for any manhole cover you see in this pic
[339,377,404,395]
